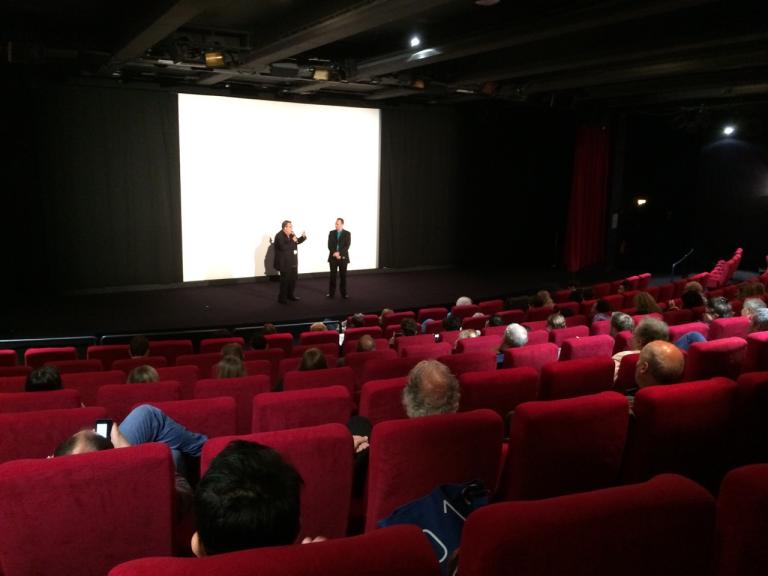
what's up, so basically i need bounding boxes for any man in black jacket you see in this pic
[274,220,306,304]
[326,218,351,299]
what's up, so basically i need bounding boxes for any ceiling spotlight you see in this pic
[204,51,226,68]
[636,198,647,207]
[409,35,421,48]
[722,125,736,136]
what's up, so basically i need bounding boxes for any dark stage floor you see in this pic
[3,266,633,340]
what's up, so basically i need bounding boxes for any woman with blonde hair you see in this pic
[633,292,662,314]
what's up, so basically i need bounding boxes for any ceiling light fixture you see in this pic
[409,35,421,48]
[204,51,226,68]
[722,125,736,136]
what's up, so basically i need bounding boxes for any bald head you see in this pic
[635,340,685,389]
[403,360,460,418]
[54,430,114,457]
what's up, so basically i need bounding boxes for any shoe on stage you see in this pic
[288,296,301,301]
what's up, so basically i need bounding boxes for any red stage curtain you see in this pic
[564,126,610,272]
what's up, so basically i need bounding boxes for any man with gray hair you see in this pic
[402,360,460,418]
[610,312,635,337]
[750,307,768,333]
[612,317,669,380]
[742,297,767,319]
[496,323,528,365]
[455,296,473,307]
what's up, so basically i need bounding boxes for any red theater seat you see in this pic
[381,311,416,328]
[148,339,193,365]
[0,366,30,378]
[252,386,352,433]
[176,353,224,381]
[0,376,26,393]
[298,330,339,346]
[86,344,130,369]
[502,343,559,373]
[359,357,420,386]
[156,365,199,399]
[498,392,628,501]
[663,309,695,326]
[0,389,81,414]
[0,406,107,464]
[201,423,354,540]
[733,372,768,466]
[0,350,17,367]
[590,320,611,335]
[615,352,641,392]
[525,329,549,345]
[399,342,452,361]
[613,330,634,354]
[559,334,615,361]
[526,306,554,321]
[461,314,489,331]
[451,304,481,320]
[459,475,715,576]
[458,367,538,420]
[344,326,383,342]
[683,337,747,381]
[150,397,236,439]
[365,409,503,532]
[345,349,398,384]
[496,309,526,324]
[194,375,271,434]
[718,464,768,576]
[549,326,589,348]
[283,366,355,396]
[741,331,768,372]
[113,356,168,373]
[358,377,408,425]
[291,342,339,360]
[479,299,504,315]
[623,377,737,491]
[417,307,448,323]
[24,347,78,369]
[394,333,439,353]
[264,333,293,355]
[437,351,496,376]
[96,381,182,422]
[538,357,614,400]
[454,335,500,355]
[46,359,103,374]
[709,316,751,340]
[108,525,439,576]
[342,337,388,355]
[668,321,710,343]
[198,336,245,354]
[0,443,174,576]
[62,370,126,405]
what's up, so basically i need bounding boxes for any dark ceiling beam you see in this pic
[197,0,457,86]
[521,48,768,94]
[350,0,720,80]
[288,81,379,95]
[454,33,768,86]
[585,82,768,109]
[108,0,232,64]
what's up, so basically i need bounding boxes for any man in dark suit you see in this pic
[274,220,306,304]
[327,218,351,299]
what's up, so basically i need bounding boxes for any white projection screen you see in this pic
[178,93,380,282]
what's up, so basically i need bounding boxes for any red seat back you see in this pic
[298,330,339,346]
[358,377,408,425]
[709,316,751,340]
[194,375,271,434]
[743,331,768,373]
[479,299,504,315]
[668,321,710,343]
[398,342,452,361]
[24,347,78,369]
[502,343,559,373]
[458,367,538,420]
[499,392,628,500]
[0,389,81,414]
[0,444,173,576]
[0,350,17,367]
[436,352,496,376]
[559,334,615,361]
[198,337,245,354]
[62,370,126,405]
[148,339,193,365]
[394,334,439,353]
[201,423,353,540]
[459,475,714,576]
[454,335,499,355]
[156,365,199,399]
[0,406,107,464]
[615,352,641,393]
[417,307,448,323]
[112,356,168,373]
[46,359,103,374]
[683,337,747,381]
[365,409,504,532]
[283,366,355,396]
[150,397,236,438]
[252,386,353,433]
[359,357,421,386]
[86,344,131,369]
[451,304,481,320]
[96,382,181,422]
[108,525,439,576]
[539,357,615,400]
[175,353,223,381]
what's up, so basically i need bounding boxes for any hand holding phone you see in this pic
[95,419,113,439]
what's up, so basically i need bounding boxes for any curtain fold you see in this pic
[564,125,611,272]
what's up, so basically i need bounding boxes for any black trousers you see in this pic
[328,259,348,296]
[278,266,298,302]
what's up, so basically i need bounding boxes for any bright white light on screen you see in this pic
[723,125,736,136]
[178,94,380,282]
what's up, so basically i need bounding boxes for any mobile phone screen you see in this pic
[95,420,112,439]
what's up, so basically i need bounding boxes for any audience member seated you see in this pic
[192,440,315,556]
[400,318,420,337]
[546,313,566,331]
[378,309,394,327]
[613,317,668,380]
[592,300,612,322]
[356,335,377,352]
[221,342,244,360]
[701,296,733,323]
[455,296,473,307]
[742,297,767,320]
[497,323,528,364]
[402,360,460,418]
[348,313,366,329]
[216,356,246,379]
[531,290,554,308]
[750,308,768,333]
[25,365,62,392]
[634,292,662,314]
[633,340,685,394]
[129,335,150,358]
[127,365,160,383]
[454,329,480,350]
[610,312,635,336]
[249,330,268,350]
[299,348,327,371]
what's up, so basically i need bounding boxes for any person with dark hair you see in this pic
[216,355,246,378]
[299,348,327,371]
[592,300,612,322]
[274,220,306,304]
[326,218,351,299]
[634,292,662,314]
[249,330,267,350]
[25,365,62,392]
[129,335,150,358]
[127,365,159,384]
[348,313,366,328]
[191,440,305,556]
[400,317,420,337]
[441,315,462,332]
